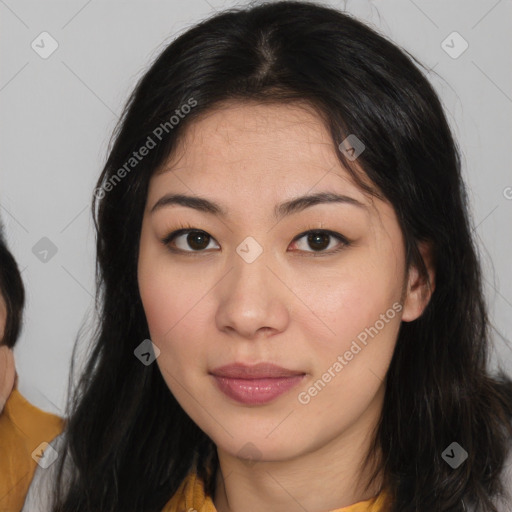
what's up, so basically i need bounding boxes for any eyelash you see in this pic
[160,223,351,257]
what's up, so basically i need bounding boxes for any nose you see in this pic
[215,247,290,341]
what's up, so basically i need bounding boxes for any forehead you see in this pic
[153,100,373,202]
[169,99,326,148]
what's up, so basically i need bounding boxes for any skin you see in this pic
[0,296,17,412]
[138,101,434,512]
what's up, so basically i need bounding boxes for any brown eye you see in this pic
[163,229,220,252]
[291,230,349,254]
[184,231,211,251]
[306,232,330,251]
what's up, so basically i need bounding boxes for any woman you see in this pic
[0,221,64,511]
[22,1,512,511]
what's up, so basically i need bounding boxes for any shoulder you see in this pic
[4,386,64,440]
[20,432,71,512]
[0,387,65,511]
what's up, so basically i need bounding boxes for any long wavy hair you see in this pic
[50,1,512,511]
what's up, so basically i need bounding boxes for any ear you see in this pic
[401,240,436,322]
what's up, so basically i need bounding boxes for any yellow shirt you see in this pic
[0,386,64,512]
[162,470,392,512]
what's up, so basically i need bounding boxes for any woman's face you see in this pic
[138,101,430,462]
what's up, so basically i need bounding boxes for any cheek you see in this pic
[294,246,404,406]
[139,270,183,340]
[300,251,403,350]
[138,263,198,394]
[138,233,203,340]
[137,245,213,382]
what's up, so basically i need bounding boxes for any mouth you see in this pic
[209,362,306,405]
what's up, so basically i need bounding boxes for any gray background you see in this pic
[1,0,511,416]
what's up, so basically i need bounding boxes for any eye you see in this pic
[290,230,350,255]
[161,228,350,255]
[162,229,220,253]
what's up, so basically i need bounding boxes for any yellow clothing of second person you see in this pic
[0,385,64,512]
[162,470,392,512]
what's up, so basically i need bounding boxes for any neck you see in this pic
[213,385,385,512]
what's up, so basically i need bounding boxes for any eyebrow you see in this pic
[150,192,368,220]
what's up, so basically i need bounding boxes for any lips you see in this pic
[210,362,305,379]
[210,363,306,405]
